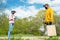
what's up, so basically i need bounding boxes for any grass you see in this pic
[0,34,60,40]
[0,37,59,40]
[11,33,34,37]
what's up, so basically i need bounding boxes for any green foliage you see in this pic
[54,15,60,36]
[12,17,42,36]
[0,13,9,36]
[47,37,58,40]
[0,10,60,36]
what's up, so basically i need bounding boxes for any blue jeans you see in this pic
[8,23,14,40]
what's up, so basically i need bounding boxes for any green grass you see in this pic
[0,37,59,40]
[11,33,34,37]
[0,33,60,40]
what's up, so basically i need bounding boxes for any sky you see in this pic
[0,0,60,18]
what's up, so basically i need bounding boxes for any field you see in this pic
[0,34,60,40]
[0,36,60,40]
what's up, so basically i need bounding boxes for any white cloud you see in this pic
[2,0,7,3]
[5,6,39,18]
[5,9,11,15]
[5,0,60,18]
[28,0,51,4]
[28,0,60,14]
[28,0,60,4]
[52,6,60,14]
[28,0,60,7]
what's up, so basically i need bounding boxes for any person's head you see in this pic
[11,10,16,15]
[43,4,49,9]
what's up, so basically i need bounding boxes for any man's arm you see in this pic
[48,8,53,21]
[50,8,53,20]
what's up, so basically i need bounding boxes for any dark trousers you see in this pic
[45,22,52,25]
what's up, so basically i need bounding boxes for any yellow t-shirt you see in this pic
[45,8,53,23]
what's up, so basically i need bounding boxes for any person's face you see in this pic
[44,5,48,9]
[11,12,15,15]
[12,13,14,15]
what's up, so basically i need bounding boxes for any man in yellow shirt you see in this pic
[43,4,54,25]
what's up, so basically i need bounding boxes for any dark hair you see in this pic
[43,4,49,7]
[11,11,16,14]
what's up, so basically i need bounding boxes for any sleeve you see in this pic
[48,8,53,20]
